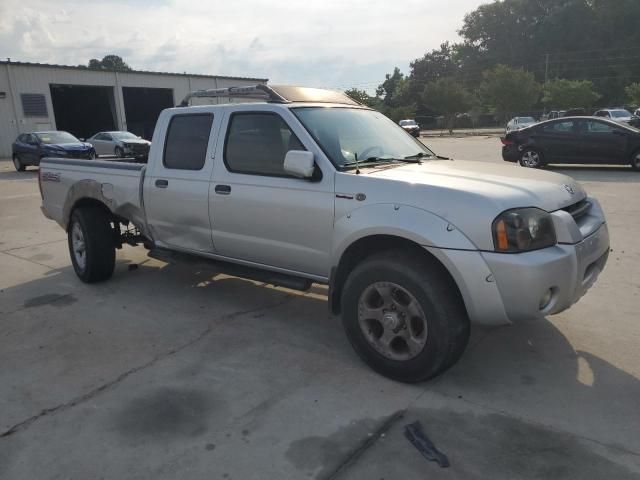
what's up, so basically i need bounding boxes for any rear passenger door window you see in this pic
[224,113,305,176]
[543,120,576,134]
[164,114,214,170]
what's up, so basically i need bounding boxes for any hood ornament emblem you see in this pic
[563,184,575,195]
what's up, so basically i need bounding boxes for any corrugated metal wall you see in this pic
[0,63,265,157]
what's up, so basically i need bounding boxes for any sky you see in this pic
[0,0,487,90]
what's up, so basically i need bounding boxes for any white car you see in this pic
[506,116,537,133]
[86,131,151,159]
[593,109,634,124]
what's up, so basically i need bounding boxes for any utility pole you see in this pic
[544,53,550,85]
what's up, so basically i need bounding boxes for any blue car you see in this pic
[11,131,96,171]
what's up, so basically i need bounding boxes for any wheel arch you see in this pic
[63,179,115,230]
[328,234,465,316]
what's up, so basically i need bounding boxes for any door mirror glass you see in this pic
[283,150,315,178]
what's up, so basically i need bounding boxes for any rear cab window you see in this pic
[163,114,214,170]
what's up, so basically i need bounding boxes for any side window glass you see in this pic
[104,134,113,141]
[544,121,575,133]
[225,113,305,176]
[163,114,214,170]
[587,121,615,133]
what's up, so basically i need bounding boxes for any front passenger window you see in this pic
[224,113,305,176]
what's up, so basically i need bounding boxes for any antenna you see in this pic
[354,152,360,174]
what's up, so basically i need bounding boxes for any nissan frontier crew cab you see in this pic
[39,85,610,382]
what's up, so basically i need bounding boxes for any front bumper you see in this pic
[482,222,609,322]
[426,198,609,326]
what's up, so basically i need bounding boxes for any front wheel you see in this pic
[68,206,116,283]
[115,146,124,158]
[520,148,543,168]
[13,155,25,172]
[341,250,470,383]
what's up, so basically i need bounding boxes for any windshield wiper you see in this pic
[341,156,396,170]
[404,152,434,161]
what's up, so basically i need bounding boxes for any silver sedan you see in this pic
[86,131,151,159]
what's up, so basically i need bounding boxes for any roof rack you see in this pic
[178,84,287,106]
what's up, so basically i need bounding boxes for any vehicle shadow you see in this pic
[2,256,639,453]
[0,169,39,180]
[547,165,640,183]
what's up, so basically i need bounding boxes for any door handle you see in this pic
[215,184,231,195]
[155,179,169,188]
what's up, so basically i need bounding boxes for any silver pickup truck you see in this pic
[39,85,609,382]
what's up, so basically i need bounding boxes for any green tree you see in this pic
[87,55,132,72]
[422,79,473,130]
[376,67,406,107]
[625,83,640,106]
[344,88,379,108]
[543,79,601,109]
[479,65,541,121]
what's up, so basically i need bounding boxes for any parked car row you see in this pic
[502,116,640,170]
[11,130,150,171]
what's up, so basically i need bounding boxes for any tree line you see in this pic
[346,0,640,126]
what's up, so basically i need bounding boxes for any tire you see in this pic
[115,146,124,158]
[13,154,25,172]
[68,206,116,283]
[631,150,640,171]
[520,148,543,168]
[341,250,470,383]
[89,150,96,160]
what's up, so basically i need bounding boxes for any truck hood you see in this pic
[365,159,585,213]
[338,159,587,250]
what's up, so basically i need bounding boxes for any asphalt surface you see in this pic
[1,139,639,479]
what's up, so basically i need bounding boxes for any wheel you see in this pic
[89,150,96,160]
[115,146,124,158]
[13,154,25,172]
[520,148,543,168]
[68,206,116,283]
[341,250,470,383]
[631,150,640,171]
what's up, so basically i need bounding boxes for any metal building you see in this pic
[0,61,267,157]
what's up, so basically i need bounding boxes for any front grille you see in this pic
[127,144,149,153]
[562,200,592,221]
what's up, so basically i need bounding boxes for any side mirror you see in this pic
[283,150,315,178]
[79,138,85,142]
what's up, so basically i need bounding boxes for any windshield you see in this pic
[612,110,632,118]
[518,117,536,123]
[35,132,79,144]
[112,132,139,140]
[293,107,434,168]
[399,120,417,126]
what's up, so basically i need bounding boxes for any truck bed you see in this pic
[39,157,147,233]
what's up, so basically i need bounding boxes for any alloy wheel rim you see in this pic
[71,222,86,271]
[357,282,428,361]
[634,153,640,168]
[522,151,540,167]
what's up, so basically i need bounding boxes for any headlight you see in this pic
[492,208,556,252]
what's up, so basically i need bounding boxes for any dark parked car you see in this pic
[12,131,96,171]
[502,117,640,170]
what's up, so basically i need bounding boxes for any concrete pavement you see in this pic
[1,149,639,479]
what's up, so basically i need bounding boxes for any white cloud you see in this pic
[0,0,485,89]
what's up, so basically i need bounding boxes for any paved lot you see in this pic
[1,140,639,479]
